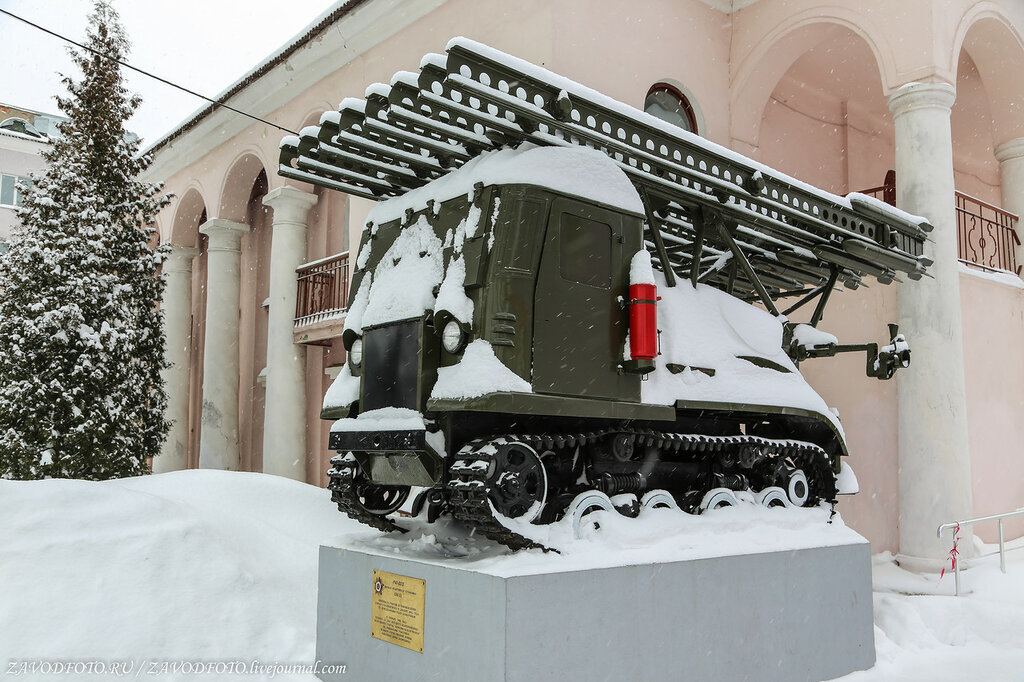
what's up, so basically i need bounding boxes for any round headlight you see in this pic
[349,338,363,367]
[442,320,466,353]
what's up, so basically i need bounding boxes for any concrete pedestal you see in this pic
[316,539,875,682]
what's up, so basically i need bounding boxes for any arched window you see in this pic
[0,117,46,139]
[644,84,698,134]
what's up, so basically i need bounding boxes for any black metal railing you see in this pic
[853,172,1020,274]
[295,252,349,327]
[955,192,1020,274]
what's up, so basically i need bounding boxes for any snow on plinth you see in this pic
[5,469,1024,680]
[340,503,864,578]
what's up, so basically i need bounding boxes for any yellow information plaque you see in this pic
[370,569,426,653]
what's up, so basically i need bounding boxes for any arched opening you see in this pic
[740,22,900,552]
[191,153,272,474]
[187,205,209,470]
[169,187,207,248]
[951,15,1024,275]
[956,16,1024,151]
[953,13,1024,538]
[951,51,999,204]
[164,188,208,471]
[219,151,268,223]
[757,28,892,196]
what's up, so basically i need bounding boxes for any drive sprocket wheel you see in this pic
[485,441,547,522]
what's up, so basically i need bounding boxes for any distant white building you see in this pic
[0,103,66,247]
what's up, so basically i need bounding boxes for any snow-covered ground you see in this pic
[0,471,357,681]
[834,543,1024,681]
[2,470,1022,680]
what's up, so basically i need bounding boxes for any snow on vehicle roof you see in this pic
[365,143,644,226]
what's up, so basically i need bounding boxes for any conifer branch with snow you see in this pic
[0,1,171,480]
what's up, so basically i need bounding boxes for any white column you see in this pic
[262,186,318,480]
[154,244,199,473]
[198,218,249,470]
[995,137,1024,270]
[887,81,973,571]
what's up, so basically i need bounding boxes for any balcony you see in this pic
[293,251,349,345]
[856,172,1021,275]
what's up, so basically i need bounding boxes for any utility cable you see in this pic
[0,8,298,135]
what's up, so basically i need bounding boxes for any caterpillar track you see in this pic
[326,454,407,535]
[447,429,836,552]
[327,427,838,553]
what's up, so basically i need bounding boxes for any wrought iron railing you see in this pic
[955,192,1020,274]
[853,173,1020,274]
[295,251,349,327]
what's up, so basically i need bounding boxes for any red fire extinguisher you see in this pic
[627,282,659,373]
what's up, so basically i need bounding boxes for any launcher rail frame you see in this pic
[279,37,931,317]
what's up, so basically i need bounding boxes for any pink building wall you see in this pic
[147,0,1024,553]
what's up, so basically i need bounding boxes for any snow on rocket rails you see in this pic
[280,35,932,305]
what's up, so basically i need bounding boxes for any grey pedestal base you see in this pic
[316,540,875,681]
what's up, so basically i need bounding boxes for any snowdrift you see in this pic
[3,470,1024,681]
[0,471,362,679]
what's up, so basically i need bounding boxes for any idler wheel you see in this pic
[699,487,739,513]
[786,470,810,507]
[487,442,547,522]
[354,481,410,515]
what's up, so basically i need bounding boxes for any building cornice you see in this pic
[142,0,446,185]
[0,132,51,155]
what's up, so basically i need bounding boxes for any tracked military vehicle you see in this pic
[279,38,929,550]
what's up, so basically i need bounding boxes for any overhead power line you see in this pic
[0,8,298,136]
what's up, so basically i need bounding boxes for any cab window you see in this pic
[559,213,611,288]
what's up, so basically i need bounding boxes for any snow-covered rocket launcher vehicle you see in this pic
[279,39,930,550]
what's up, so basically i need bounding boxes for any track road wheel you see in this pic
[640,490,681,512]
[755,486,790,508]
[699,487,739,513]
[487,441,547,522]
[567,491,615,538]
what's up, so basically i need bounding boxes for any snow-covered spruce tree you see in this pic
[0,1,170,480]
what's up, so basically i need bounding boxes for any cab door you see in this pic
[533,198,636,401]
